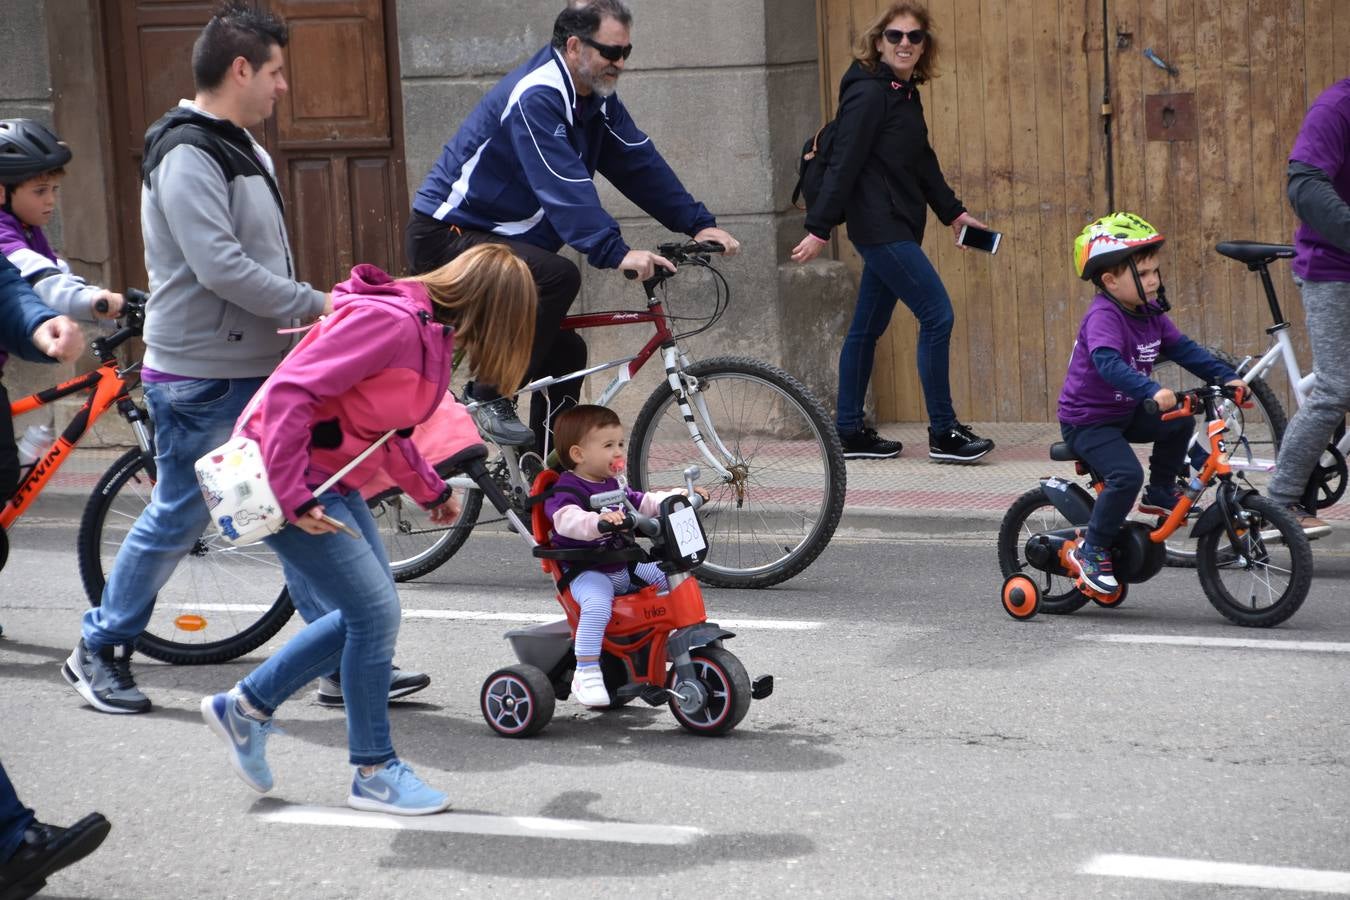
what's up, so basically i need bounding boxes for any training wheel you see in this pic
[1001,573,1040,620]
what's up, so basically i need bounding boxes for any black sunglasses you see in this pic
[581,36,633,62]
[883,28,927,45]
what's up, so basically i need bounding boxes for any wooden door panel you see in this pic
[289,158,344,285]
[272,1,390,146]
[349,157,399,274]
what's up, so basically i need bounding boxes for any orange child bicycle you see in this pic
[998,383,1314,627]
[1,291,151,571]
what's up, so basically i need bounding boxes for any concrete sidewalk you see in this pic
[18,421,1350,543]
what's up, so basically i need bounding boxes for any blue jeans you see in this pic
[839,241,956,434]
[0,760,36,864]
[1061,405,1193,548]
[237,490,401,767]
[83,377,266,650]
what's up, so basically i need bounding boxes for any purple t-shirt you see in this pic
[1290,78,1350,281]
[1058,294,1185,425]
[542,471,647,573]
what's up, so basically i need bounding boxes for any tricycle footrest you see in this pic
[751,674,774,700]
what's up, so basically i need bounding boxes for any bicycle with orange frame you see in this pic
[997,383,1313,627]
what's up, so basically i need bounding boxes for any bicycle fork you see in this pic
[662,347,736,484]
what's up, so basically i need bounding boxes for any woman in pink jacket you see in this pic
[201,244,534,815]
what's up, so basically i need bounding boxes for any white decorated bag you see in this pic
[195,430,396,546]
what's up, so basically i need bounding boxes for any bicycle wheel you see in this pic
[996,488,1091,614]
[368,482,481,582]
[1195,492,1312,627]
[1152,347,1287,568]
[628,356,846,589]
[77,448,294,665]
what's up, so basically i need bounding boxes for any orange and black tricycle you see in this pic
[478,465,773,738]
[998,383,1313,627]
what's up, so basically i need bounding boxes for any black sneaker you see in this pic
[316,666,432,707]
[839,427,902,459]
[61,640,151,714]
[468,389,535,447]
[0,813,111,899]
[928,422,994,463]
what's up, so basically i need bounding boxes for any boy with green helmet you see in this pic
[1057,212,1243,594]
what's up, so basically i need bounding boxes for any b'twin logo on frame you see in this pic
[12,443,63,503]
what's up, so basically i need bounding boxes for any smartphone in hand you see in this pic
[318,513,360,539]
[958,224,1002,254]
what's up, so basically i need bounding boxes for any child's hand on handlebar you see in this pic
[91,290,124,319]
[1225,379,1252,407]
[598,510,628,526]
[1151,387,1177,411]
[686,486,710,502]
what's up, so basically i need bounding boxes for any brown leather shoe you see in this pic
[1285,504,1332,539]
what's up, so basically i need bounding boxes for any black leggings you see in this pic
[406,212,586,450]
[0,382,18,505]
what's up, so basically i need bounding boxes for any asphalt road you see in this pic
[1,516,1348,899]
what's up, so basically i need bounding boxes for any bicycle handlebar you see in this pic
[592,466,705,539]
[1145,383,1248,420]
[621,240,726,280]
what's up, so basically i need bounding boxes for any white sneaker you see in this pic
[570,666,610,707]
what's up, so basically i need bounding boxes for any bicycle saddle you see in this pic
[1048,442,1080,462]
[1215,241,1295,265]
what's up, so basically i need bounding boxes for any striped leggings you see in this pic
[569,562,669,661]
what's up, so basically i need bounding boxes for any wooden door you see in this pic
[102,0,407,293]
[1105,0,1350,403]
[817,0,1350,422]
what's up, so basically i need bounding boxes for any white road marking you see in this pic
[1077,634,1350,654]
[257,805,706,846]
[1082,854,1350,894]
[177,604,820,631]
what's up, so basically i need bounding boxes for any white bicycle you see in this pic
[1152,240,1347,564]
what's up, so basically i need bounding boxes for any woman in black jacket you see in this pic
[792,2,995,463]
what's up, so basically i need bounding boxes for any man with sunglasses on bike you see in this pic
[407,0,740,453]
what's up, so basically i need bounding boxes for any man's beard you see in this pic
[579,60,620,98]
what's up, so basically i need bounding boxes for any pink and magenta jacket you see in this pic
[236,263,478,522]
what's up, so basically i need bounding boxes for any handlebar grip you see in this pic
[597,513,636,534]
[623,268,639,280]
[1142,399,1159,415]
[94,298,109,314]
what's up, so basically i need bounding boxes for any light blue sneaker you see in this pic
[347,760,450,816]
[201,690,278,793]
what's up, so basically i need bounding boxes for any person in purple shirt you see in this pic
[1264,78,1350,534]
[1057,213,1241,594]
